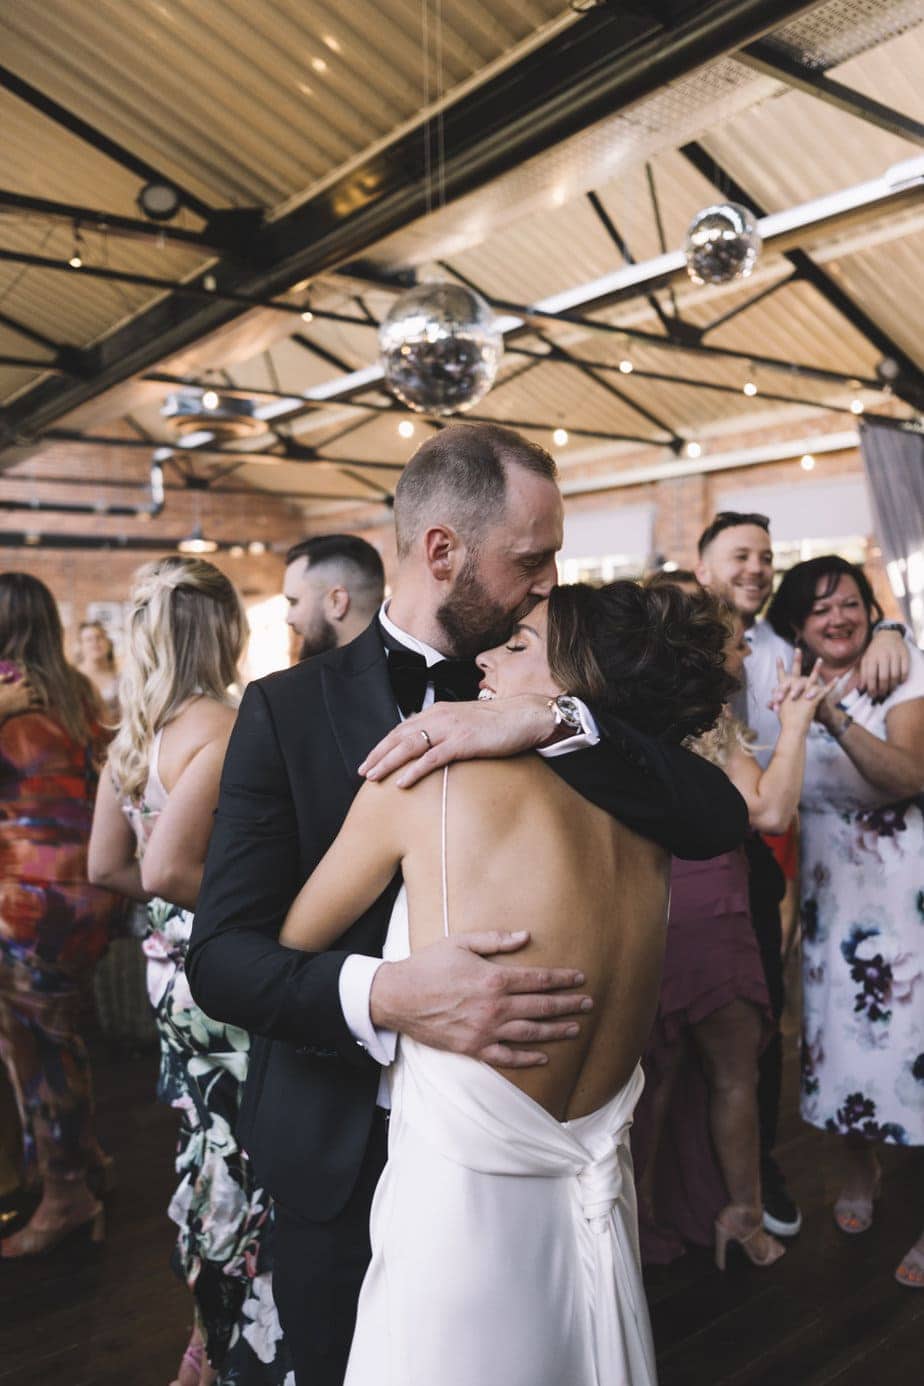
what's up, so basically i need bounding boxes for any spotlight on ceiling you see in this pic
[137,180,183,222]
[178,523,219,555]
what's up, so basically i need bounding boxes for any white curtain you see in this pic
[859,422,924,645]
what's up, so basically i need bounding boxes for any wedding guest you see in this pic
[694,512,909,1238]
[767,555,924,1289]
[283,534,385,661]
[89,557,290,1386]
[635,582,823,1268]
[0,574,120,1257]
[75,620,120,721]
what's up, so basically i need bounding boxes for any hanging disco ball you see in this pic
[685,202,761,286]
[378,282,503,415]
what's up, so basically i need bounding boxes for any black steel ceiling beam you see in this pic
[0,354,71,373]
[0,0,818,459]
[0,307,66,353]
[585,192,676,336]
[31,429,405,473]
[739,39,924,147]
[680,141,924,410]
[0,470,376,503]
[0,250,369,326]
[0,188,224,249]
[0,62,215,221]
[0,496,155,518]
[697,271,797,335]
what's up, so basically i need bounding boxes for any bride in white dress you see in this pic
[280,582,735,1386]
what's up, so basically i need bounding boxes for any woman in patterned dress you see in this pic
[767,556,924,1289]
[0,573,121,1257]
[89,557,291,1385]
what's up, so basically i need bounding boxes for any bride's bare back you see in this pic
[400,758,670,1121]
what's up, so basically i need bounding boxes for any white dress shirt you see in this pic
[338,603,600,1095]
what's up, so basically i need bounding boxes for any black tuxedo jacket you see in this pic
[188,620,746,1219]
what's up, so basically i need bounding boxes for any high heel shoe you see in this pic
[715,1216,786,1270]
[0,1200,104,1258]
[834,1166,881,1235]
[895,1245,924,1289]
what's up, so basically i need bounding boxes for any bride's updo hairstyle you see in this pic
[546,580,735,743]
[109,555,246,800]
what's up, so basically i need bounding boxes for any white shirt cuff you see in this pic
[338,953,398,1067]
[537,697,601,758]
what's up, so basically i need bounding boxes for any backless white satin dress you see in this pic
[344,770,657,1386]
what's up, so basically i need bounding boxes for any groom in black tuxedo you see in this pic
[189,422,747,1384]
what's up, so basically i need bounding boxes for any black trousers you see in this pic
[744,834,786,1170]
[273,1109,389,1386]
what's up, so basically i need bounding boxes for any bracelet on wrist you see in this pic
[829,711,854,741]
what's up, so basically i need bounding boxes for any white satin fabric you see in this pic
[345,857,657,1384]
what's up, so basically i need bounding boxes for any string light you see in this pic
[301,310,314,323]
[553,427,569,447]
[743,380,758,396]
[850,398,864,414]
[618,359,633,374]
[800,453,816,471]
[68,224,84,269]
[685,441,702,459]
[398,420,415,439]
[201,389,220,410]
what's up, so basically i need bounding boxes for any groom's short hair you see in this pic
[394,422,558,558]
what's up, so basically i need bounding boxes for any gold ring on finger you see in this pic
[419,729,433,750]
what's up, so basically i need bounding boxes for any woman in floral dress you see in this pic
[767,556,924,1288]
[89,557,291,1385]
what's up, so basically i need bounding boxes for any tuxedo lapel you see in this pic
[321,621,399,789]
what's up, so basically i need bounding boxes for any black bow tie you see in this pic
[386,646,482,717]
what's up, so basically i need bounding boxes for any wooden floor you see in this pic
[1,1028,921,1386]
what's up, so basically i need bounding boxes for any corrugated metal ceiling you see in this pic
[1,0,922,526]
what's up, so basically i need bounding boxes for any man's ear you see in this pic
[423,524,462,582]
[694,557,710,587]
[326,586,351,622]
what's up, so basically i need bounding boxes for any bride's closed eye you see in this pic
[505,641,527,653]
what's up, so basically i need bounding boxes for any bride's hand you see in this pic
[370,930,592,1069]
[359,695,556,788]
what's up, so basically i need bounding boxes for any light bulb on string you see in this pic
[618,359,633,374]
[398,420,415,439]
[743,380,758,397]
[553,427,568,447]
[68,224,84,269]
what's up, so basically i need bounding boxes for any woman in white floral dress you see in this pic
[767,556,924,1289]
[89,557,292,1385]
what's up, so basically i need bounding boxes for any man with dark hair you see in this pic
[283,534,386,661]
[695,508,909,1240]
[189,422,748,1385]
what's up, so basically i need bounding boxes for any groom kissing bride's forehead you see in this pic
[390,422,563,659]
[188,419,747,1386]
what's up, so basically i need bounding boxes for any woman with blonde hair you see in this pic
[89,556,290,1386]
[0,573,120,1258]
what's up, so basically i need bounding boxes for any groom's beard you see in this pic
[436,553,533,659]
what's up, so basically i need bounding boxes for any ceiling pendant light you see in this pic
[178,523,219,555]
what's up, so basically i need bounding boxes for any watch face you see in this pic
[556,695,582,729]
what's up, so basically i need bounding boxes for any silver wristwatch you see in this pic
[547,694,583,732]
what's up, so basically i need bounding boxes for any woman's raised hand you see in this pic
[772,650,832,732]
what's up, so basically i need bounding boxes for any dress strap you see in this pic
[441,765,450,939]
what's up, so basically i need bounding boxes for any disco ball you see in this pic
[685,202,761,286]
[378,282,503,415]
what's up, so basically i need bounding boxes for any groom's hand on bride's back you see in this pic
[369,930,592,1069]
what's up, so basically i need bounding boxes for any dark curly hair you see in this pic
[546,580,737,744]
[766,555,883,647]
